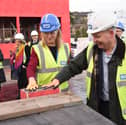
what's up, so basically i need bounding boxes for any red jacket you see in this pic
[26,48,39,78]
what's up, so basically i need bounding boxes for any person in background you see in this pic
[30,30,39,45]
[23,30,39,70]
[20,30,40,91]
[43,12,126,125]
[115,21,125,38]
[0,49,6,89]
[11,33,26,98]
[26,13,70,91]
[10,50,18,80]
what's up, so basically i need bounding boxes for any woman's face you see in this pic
[42,30,58,46]
[15,40,22,49]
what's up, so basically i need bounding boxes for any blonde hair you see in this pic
[41,29,63,48]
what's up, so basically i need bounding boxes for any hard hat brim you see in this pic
[87,24,115,34]
[40,25,60,32]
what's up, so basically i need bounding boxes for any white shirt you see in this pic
[102,43,117,101]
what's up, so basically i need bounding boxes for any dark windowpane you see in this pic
[20,17,41,41]
[0,17,16,43]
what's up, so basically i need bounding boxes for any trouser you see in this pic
[98,99,110,119]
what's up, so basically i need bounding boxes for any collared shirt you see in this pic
[102,43,117,101]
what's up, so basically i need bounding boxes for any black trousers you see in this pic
[98,99,110,119]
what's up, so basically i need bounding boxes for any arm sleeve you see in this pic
[26,48,39,78]
[55,47,88,83]
[0,49,4,61]
[23,45,31,66]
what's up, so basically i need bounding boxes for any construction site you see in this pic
[0,0,126,125]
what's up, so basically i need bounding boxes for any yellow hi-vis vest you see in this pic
[0,61,3,69]
[33,42,70,90]
[86,42,126,120]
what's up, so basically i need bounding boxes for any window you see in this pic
[20,17,41,41]
[0,17,16,43]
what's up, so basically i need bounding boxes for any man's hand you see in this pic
[42,79,60,88]
[26,77,38,90]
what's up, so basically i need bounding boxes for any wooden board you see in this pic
[0,104,116,125]
[0,92,82,120]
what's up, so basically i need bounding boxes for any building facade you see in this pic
[0,0,70,58]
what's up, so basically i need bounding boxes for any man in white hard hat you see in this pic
[23,30,39,66]
[30,30,39,45]
[43,12,126,125]
[23,30,39,64]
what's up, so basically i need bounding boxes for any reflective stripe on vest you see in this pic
[123,109,126,115]
[87,71,92,78]
[23,49,26,64]
[0,61,3,69]
[117,81,126,87]
[37,43,69,73]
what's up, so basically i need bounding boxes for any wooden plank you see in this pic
[0,91,82,121]
[0,104,116,125]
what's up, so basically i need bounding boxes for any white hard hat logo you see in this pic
[88,24,92,30]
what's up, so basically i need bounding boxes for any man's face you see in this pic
[31,35,38,42]
[92,30,113,50]
[115,28,123,38]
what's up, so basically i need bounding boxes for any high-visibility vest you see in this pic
[33,42,70,90]
[85,42,94,99]
[0,61,3,69]
[86,42,126,120]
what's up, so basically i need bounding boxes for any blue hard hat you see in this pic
[40,13,61,32]
[116,21,125,31]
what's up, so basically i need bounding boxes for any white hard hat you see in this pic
[87,12,116,34]
[31,30,38,36]
[14,33,24,40]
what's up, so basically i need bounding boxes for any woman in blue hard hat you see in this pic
[26,13,70,91]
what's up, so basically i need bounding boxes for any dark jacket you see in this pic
[55,36,126,125]
[18,40,39,89]
[23,40,39,67]
[0,49,6,83]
